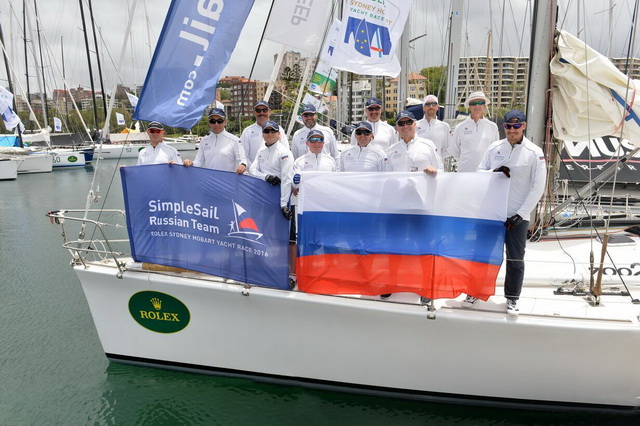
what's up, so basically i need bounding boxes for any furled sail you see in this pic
[550,30,640,145]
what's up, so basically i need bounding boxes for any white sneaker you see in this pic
[506,299,519,316]
[461,295,478,307]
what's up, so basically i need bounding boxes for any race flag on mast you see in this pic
[264,0,331,54]
[330,0,410,77]
[309,19,340,96]
[0,86,24,132]
[133,0,255,129]
[116,112,126,126]
[126,92,139,108]
[53,117,62,132]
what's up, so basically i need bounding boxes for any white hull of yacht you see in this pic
[74,243,640,411]
[16,153,53,174]
[165,139,198,151]
[0,158,19,180]
[96,143,146,159]
[52,150,86,168]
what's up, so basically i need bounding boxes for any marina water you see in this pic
[0,153,636,425]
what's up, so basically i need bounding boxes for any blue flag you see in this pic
[133,0,255,128]
[121,165,289,289]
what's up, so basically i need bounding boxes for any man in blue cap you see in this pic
[340,121,387,171]
[137,121,182,165]
[349,98,396,151]
[387,110,442,174]
[291,103,339,162]
[183,108,247,173]
[241,101,288,169]
[462,109,546,316]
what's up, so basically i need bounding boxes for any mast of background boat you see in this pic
[61,36,69,131]
[22,0,31,127]
[87,0,108,122]
[397,12,410,112]
[33,0,49,131]
[444,0,462,120]
[0,20,25,148]
[78,0,100,134]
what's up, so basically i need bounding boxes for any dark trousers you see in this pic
[504,219,528,301]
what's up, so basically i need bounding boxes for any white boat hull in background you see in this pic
[52,150,86,168]
[16,153,53,174]
[0,157,19,180]
[165,139,198,151]
[96,143,146,159]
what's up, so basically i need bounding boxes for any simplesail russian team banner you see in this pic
[133,0,255,128]
[121,165,289,289]
[330,0,410,77]
[297,172,509,299]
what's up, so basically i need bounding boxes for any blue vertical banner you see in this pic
[121,165,290,289]
[133,0,255,128]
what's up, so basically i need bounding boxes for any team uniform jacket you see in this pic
[386,137,444,172]
[291,124,339,161]
[349,120,397,151]
[478,136,547,217]
[240,122,289,167]
[416,117,451,158]
[339,144,387,172]
[449,117,500,172]
[291,152,337,206]
[249,142,294,208]
[137,142,182,165]
[193,130,247,172]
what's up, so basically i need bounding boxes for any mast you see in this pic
[61,36,69,127]
[0,21,24,147]
[78,0,100,132]
[398,16,410,113]
[22,0,31,108]
[87,0,107,121]
[445,0,463,120]
[34,0,48,128]
[525,0,556,148]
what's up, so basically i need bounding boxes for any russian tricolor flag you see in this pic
[297,172,510,300]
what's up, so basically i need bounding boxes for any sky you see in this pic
[1,0,639,98]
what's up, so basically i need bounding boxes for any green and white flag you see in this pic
[309,19,340,96]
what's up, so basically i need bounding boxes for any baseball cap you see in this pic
[301,104,317,113]
[262,120,280,131]
[254,100,270,110]
[307,129,324,139]
[505,110,526,122]
[148,121,164,130]
[365,98,382,108]
[423,95,439,104]
[396,110,416,122]
[354,121,373,132]
[208,108,226,118]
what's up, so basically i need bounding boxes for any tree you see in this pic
[419,66,447,100]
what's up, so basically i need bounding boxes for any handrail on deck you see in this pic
[46,209,128,275]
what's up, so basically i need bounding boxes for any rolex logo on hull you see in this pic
[129,291,190,333]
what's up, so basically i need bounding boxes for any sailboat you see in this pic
[46,0,640,412]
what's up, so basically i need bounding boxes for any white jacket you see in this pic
[339,144,387,172]
[450,117,500,172]
[350,120,397,151]
[193,130,247,172]
[291,124,339,161]
[249,142,294,207]
[137,142,182,165]
[416,117,451,158]
[240,122,288,166]
[386,137,444,172]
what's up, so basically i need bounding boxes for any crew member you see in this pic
[291,104,339,162]
[137,121,182,165]
[241,101,288,169]
[387,110,442,174]
[183,108,246,173]
[349,98,396,151]
[340,122,387,172]
[416,95,451,159]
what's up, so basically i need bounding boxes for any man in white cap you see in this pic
[340,122,387,172]
[249,120,294,219]
[241,101,288,169]
[449,91,499,172]
[183,108,247,173]
[291,103,339,161]
[387,111,442,173]
[137,121,182,165]
[349,98,396,151]
[462,109,546,316]
[416,95,451,159]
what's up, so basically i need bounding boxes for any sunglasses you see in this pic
[255,108,269,113]
[468,101,486,106]
[302,112,316,117]
[209,118,225,124]
[503,122,524,130]
[424,102,438,107]
[367,106,381,111]
[355,129,372,136]
[262,128,278,133]
[396,120,414,127]
[148,128,163,134]
[308,137,324,143]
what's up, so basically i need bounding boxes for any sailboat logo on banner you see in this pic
[228,201,265,244]
[344,17,392,58]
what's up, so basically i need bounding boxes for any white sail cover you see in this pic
[551,30,640,145]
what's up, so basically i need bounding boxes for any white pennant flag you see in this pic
[330,0,410,77]
[264,0,331,54]
[215,100,225,110]
[126,92,139,108]
[53,117,62,132]
[0,86,24,132]
[116,112,126,125]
